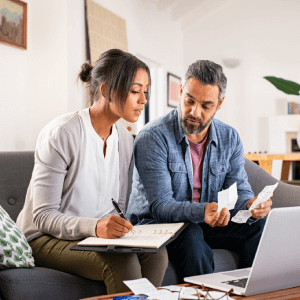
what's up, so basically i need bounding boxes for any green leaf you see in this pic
[19,264,29,268]
[4,250,12,258]
[21,241,29,251]
[9,234,18,244]
[2,225,10,232]
[264,76,300,96]
[24,252,33,259]
[0,238,7,247]
[5,222,13,228]
[13,230,22,239]
[0,255,4,263]
[16,246,23,256]
[6,218,15,225]
[0,229,7,238]
[14,255,23,262]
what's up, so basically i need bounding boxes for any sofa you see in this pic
[0,151,299,300]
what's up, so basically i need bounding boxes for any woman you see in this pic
[16,49,168,294]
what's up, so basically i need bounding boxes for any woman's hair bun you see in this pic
[79,62,93,83]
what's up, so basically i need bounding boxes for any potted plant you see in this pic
[264,76,300,147]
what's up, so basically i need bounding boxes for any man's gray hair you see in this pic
[184,60,227,101]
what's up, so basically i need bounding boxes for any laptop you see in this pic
[184,207,300,296]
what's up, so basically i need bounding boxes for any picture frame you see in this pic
[167,72,181,108]
[0,0,27,49]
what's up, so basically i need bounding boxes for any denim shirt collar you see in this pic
[175,107,218,147]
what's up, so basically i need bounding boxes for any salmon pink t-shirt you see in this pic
[188,134,208,203]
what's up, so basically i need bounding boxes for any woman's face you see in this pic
[110,68,149,123]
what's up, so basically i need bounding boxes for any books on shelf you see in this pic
[70,222,188,253]
[288,102,300,114]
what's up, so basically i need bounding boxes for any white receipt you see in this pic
[249,182,278,210]
[218,182,238,212]
[231,182,278,223]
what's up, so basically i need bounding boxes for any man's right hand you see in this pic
[204,202,230,227]
[95,215,134,239]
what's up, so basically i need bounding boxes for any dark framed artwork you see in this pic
[0,0,27,49]
[167,72,181,108]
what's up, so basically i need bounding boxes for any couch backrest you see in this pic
[1,152,299,223]
[0,151,34,222]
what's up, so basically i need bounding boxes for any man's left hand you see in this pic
[247,196,273,219]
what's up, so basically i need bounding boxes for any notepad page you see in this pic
[131,222,185,235]
[78,233,171,248]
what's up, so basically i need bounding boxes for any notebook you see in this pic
[184,207,300,296]
[70,222,188,253]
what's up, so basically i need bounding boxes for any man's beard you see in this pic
[179,102,216,135]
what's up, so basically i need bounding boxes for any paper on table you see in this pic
[231,182,278,224]
[124,278,177,299]
[123,278,157,297]
[218,182,238,212]
[124,279,202,300]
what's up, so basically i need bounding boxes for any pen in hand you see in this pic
[111,198,126,220]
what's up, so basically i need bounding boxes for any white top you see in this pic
[68,109,119,218]
[16,108,134,242]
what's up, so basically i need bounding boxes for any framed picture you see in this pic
[167,72,181,108]
[0,0,27,49]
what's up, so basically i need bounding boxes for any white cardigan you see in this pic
[16,110,134,242]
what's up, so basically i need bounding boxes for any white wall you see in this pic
[0,0,31,150]
[182,0,300,154]
[0,0,184,151]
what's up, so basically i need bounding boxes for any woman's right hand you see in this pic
[95,215,134,239]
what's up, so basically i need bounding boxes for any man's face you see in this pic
[179,78,224,135]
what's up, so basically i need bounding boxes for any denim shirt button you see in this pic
[179,167,181,170]
[222,168,224,172]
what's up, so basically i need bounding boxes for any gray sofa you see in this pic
[0,151,299,300]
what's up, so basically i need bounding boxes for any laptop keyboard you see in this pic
[222,277,248,288]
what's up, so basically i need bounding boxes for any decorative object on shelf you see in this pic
[287,102,300,115]
[222,59,240,69]
[167,72,181,108]
[0,0,27,49]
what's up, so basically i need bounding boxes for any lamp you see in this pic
[222,59,240,69]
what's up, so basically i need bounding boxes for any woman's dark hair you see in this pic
[78,49,151,109]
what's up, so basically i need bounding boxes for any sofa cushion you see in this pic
[0,205,35,269]
[0,267,106,300]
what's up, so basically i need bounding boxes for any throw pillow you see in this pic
[0,205,35,269]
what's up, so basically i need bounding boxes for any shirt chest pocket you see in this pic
[210,163,231,191]
[168,162,188,188]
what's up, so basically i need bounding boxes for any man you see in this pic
[126,60,272,281]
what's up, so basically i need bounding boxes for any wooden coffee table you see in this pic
[81,283,300,300]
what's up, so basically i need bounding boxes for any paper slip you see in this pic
[218,182,238,212]
[249,182,278,211]
[232,182,278,224]
[231,210,252,223]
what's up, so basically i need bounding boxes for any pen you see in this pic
[112,198,126,219]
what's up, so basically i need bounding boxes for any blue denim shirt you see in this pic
[126,108,255,225]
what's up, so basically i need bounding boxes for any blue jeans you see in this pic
[166,218,266,282]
